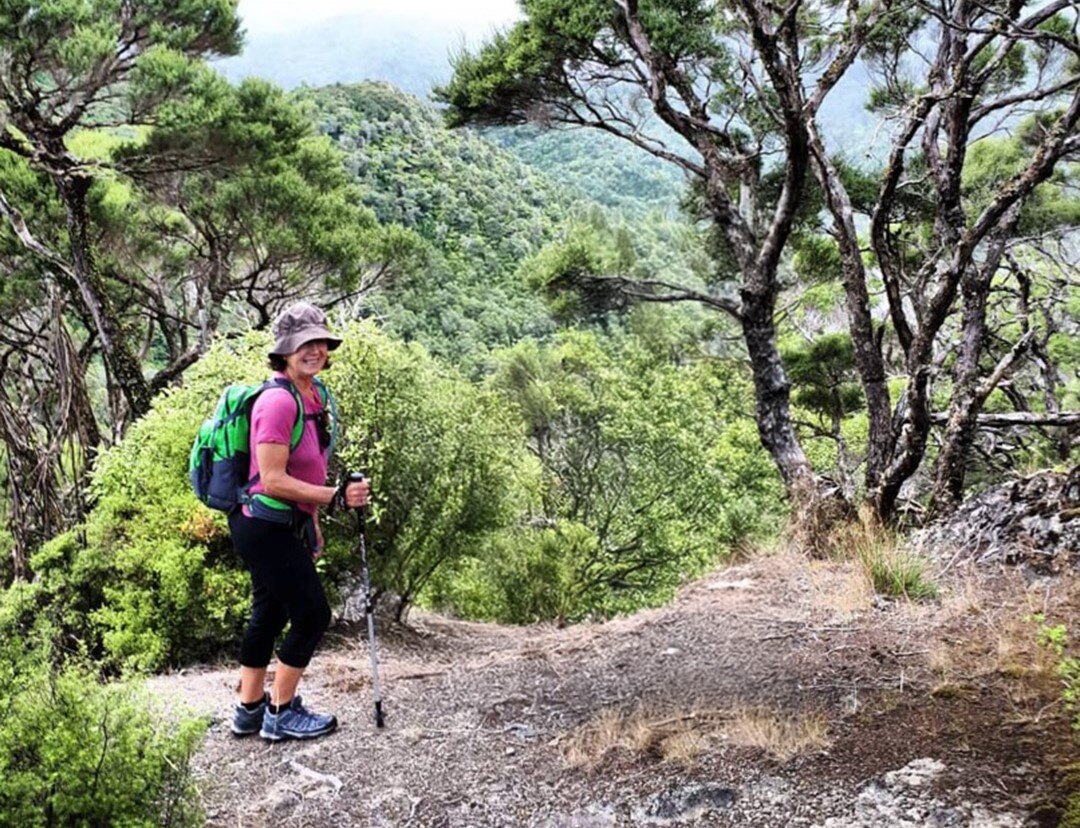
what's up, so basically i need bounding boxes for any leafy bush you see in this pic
[21,335,273,671]
[325,323,536,618]
[0,614,206,827]
[426,330,785,622]
[2,323,533,668]
[427,524,583,623]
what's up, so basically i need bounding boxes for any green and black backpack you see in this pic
[189,376,337,514]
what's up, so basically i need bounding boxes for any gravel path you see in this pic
[150,552,1075,826]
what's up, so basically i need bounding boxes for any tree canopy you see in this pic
[438,0,1080,522]
[0,7,421,570]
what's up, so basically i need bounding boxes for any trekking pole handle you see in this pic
[346,472,368,515]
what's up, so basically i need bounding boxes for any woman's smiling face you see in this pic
[285,338,329,379]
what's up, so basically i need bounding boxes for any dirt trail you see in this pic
[154,552,1078,826]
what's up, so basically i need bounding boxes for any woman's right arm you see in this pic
[252,388,370,508]
[255,442,339,506]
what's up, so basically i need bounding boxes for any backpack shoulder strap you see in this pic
[238,378,306,512]
[312,376,338,455]
[265,377,306,450]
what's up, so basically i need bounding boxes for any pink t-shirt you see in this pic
[244,374,329,517]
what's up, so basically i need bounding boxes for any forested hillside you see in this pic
[296,82,564,364]
[295,82,714,368]
[485,125,687,216]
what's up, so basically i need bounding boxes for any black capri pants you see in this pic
[228,510,331,670]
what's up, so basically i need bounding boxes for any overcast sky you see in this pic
[237,0,520,36]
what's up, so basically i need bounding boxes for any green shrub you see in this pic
[20,335,272,671]
[2,324,533,667]
[427,331,785,623]
[0,624,206,827]
[426,524,583,623]
[325,324,536,618]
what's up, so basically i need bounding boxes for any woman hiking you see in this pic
[229,301,369,741]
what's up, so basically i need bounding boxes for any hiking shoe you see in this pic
[231,692,269,737]
[260,696,337,742]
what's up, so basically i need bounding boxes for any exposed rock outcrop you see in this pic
[912,466,1080,573]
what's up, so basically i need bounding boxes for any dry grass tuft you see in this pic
[563,704,832,768]
[822,509,938,601]
[939,571,984,619]
[927,641,956,677]
[809,560,874,620]
[561,708,721,769]
[783,480,856,559]
[562,710,619,768]
[995,616,1059,680]
[725,707,831,762]
[927,640,972,698]
[658,730,707,765]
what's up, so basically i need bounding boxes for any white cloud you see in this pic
[238,0,520,35]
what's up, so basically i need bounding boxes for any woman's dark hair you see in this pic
[267,354,333,371]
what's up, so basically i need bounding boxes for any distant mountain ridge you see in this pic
[220,16,878,215]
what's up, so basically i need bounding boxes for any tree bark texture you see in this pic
[55,173,154,420]
[740,286,814,490]
[929,211,1022,514]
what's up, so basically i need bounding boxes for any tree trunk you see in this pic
[929,279,991,514]
[805,123,893,507]
[876,334,936,522]
[56,173,154,420]
[930,215,1023,513]
[741,288,856,552]
[740,285,814,491]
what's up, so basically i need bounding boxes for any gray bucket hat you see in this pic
[269,302,343,356]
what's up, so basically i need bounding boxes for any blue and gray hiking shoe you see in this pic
[260,696,338,741]
[231,692,269,736]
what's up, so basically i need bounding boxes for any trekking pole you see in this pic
[348,472,385,729]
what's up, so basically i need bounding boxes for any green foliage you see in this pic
[518,215,715,333]
[293,82,713,374]
[1,324,532,666]
[0,0,241,72]
[1035,615,1080,730]
[859,545,937,601]
[325,324,535,616]
[963,129,1080,235]
[114,77,425,315]
[0,623,206,827]
[297,82,568,367]
[427,526,580,623]
[783,333,865,421]
[518,226,612,323]
[437,0,729,128]
[426,330,784,622]
[485,125,687,216]
[791,235,842,285]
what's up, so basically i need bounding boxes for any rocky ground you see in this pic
[152,545,1080,827]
